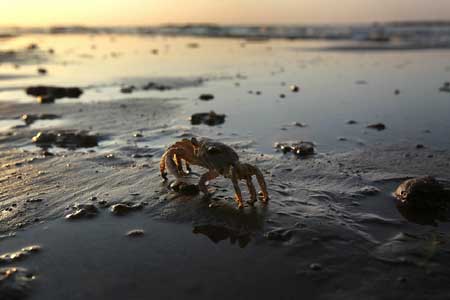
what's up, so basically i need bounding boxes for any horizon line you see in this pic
[2,19,450,29]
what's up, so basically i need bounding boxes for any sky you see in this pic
[1,0,450,26]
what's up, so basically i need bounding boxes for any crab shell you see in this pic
[193,138,240,177]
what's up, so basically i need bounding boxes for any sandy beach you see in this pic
[0,30,450,299]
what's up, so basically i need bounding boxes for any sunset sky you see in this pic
[1,0,450,26]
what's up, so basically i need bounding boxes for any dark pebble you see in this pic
[198,94,214,101]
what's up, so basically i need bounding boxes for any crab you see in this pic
[160,137,269,208]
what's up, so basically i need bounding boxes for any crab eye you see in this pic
[207,146,221,154]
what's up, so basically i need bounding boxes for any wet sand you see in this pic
[0,33,450,299]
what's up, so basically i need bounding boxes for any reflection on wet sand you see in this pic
[193,225,251,248]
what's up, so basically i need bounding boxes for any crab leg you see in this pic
[231,166,244,209]
[175,155,192,175]
[185,161,192,173]
[161,148,185,181]
[253,166,269,202]
[245,176,258,205]
[159,151,169,180]
[198,170,219,196]
[175,154,186,175]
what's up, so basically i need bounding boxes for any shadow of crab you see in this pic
[192,224,252,248]
[159,179,269,241]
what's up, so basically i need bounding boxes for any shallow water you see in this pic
[1,34,449,154]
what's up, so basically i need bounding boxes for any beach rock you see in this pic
[0,267,35,300]
[292,142,315,157]
[37,68,47,75]
[142,82,172,91]
[346,120,357,124]
[439,82,450,93]
[309,263,323,271]
[21,114,60,126]
[292,122,307,127]
[275,141,314,157]
[120,86,135,94]
[198,94,214,101]
[110,203,143,216]
[290,85,299,92]
[32,131,98,149]
[170,181,200,195]
[27,43,38,50]
[367,123,386,130]
[65,204,98,220]
[0,246,41,264]
[394,176,449,210]
[358,186,381,196]
[274,143,292,154]
[126,229,145,237]
[190,111,226,126]
[26,86,83,99]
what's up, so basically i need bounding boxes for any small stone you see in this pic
[359,186,380,196]
[290,85,299,92]
[37,68,47,75]
[65,203,98,220]
[120,86,135,94]
[170,182,199,195]
[367,123,386,131]
[27,43,38,50]
[32,130,98,149]
[292,142,315,157]
[292,122,307,127]
[309,263,322,271]
[416,144,425,149]
[126,229,145,237]
[190,111,226,126]
[347,120,357,125]
[198,94,214,101]
[110,203,143,216]
[26,85,83,99]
